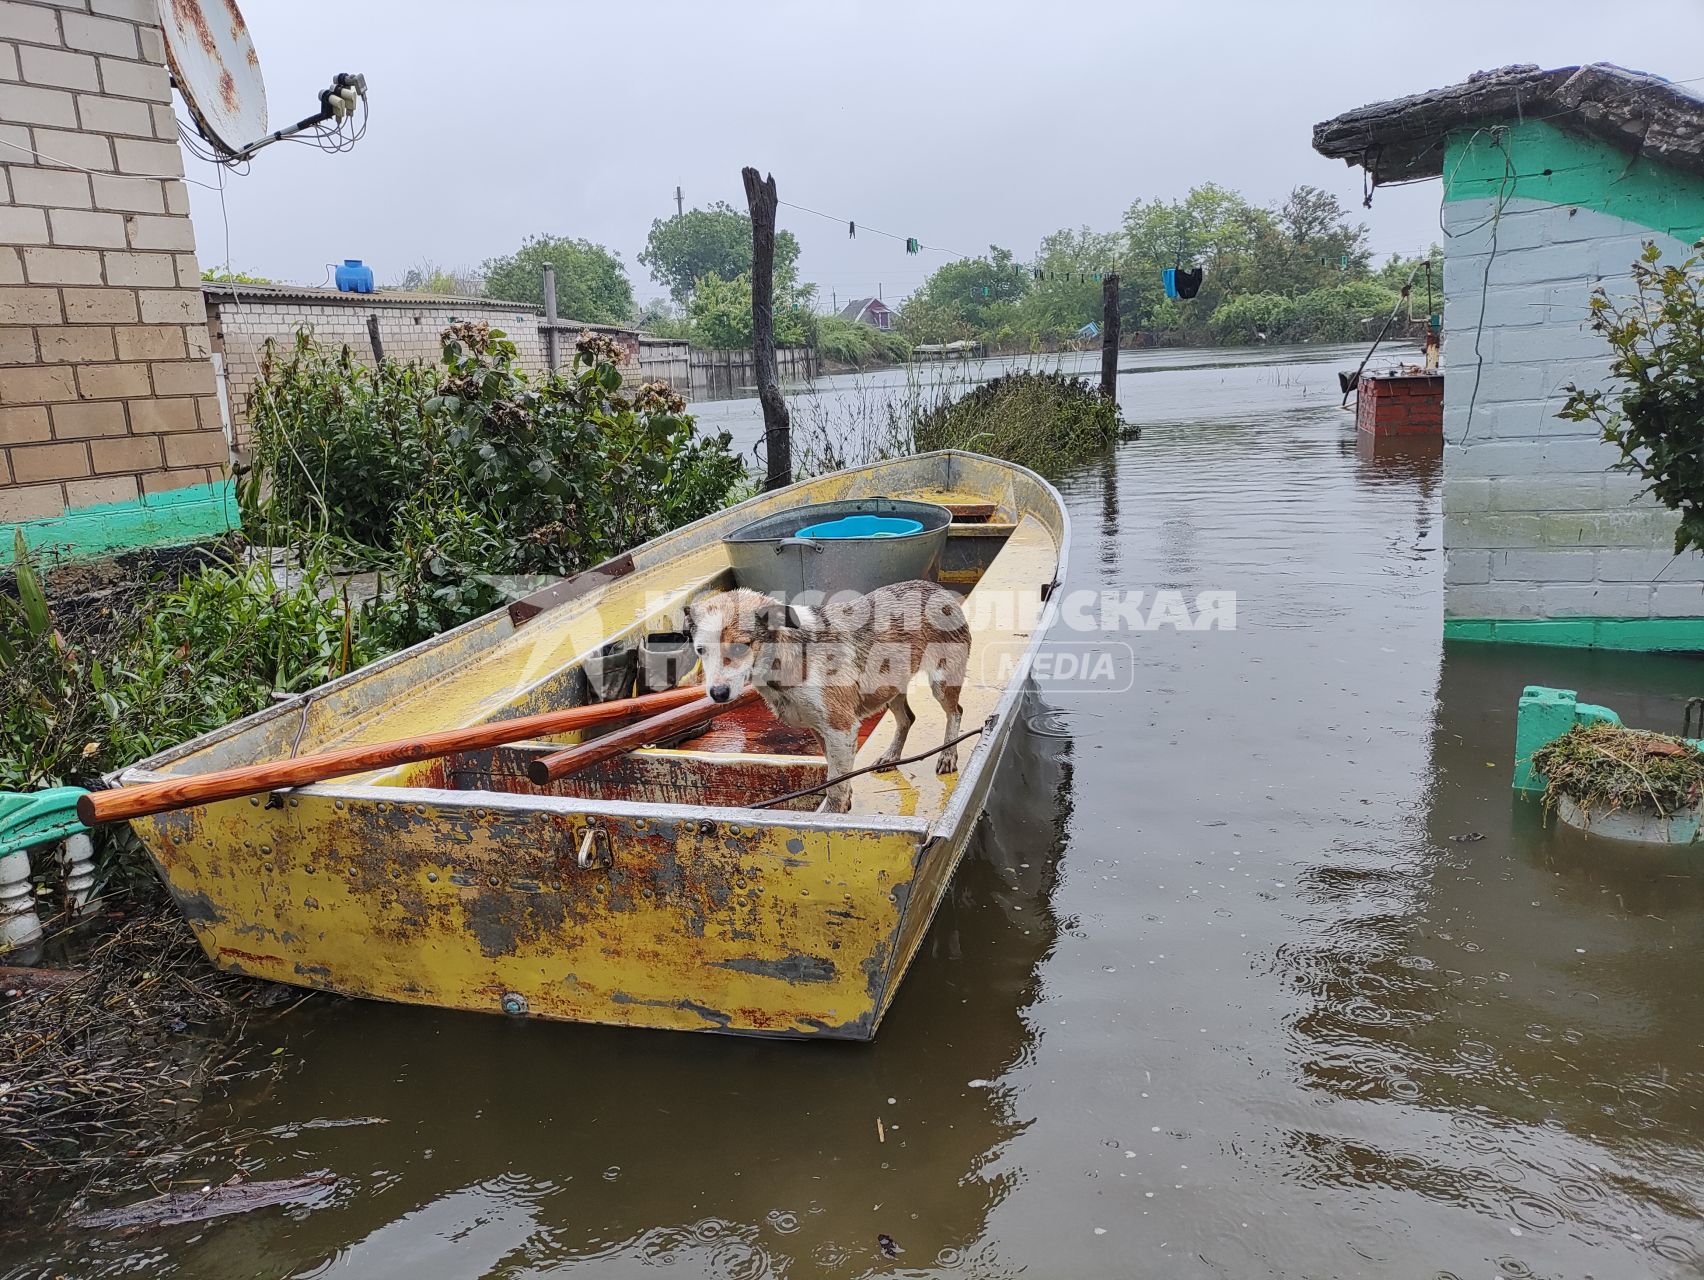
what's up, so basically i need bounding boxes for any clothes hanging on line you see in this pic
[1163,268,1178,300]
[1174,267,1204,300]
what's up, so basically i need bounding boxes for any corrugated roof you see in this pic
[199,280,544,311]
[1314,63,1704,185]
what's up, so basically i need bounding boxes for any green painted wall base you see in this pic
[1,479,236,568]
[1446,617,1704,653]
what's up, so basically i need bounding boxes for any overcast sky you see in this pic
[183,0,1704,309]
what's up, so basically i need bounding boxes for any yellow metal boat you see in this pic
[119,451,1069,1039]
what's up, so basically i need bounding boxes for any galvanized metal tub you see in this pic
[724,497,952,597]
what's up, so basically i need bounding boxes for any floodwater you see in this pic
[11,345,1704,1278]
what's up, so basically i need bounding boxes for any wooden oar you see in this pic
[77,685,706,827]
[527,687,760,785]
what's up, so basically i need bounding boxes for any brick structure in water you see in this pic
[1355,372,1443,438]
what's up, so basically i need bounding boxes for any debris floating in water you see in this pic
[77,1174,338,1231]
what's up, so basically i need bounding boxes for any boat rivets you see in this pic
[288,798,299,808]
[243,841,252,850]
[263,863,273,874]
[259,845,271,855]
[415,805,427,816]
[800,889,810,897]
[335,800,345,810]
[641,888,653,899]
[501,992,528,1016]
[474,808,486,819]
[249,797,260,807]
[427,871,438,883]
[347,867,357,877]
[635,819,648,832]
[305,865,315,875]
[699,821,715,835]
[377,802,388,813]
[735,877,747,889]
[390,868,401,879]
[487,875,500,887]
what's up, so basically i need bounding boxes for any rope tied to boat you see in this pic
[751,716,994,809]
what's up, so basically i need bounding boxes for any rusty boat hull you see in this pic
[116,452,1069,1039]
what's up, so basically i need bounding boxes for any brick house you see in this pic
[1315,63,1704,651]
[0,0,230,565]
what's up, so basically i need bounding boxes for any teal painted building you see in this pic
[1316,64,1704,651]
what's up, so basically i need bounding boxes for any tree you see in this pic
[1376,246,1444,299]
[685,273,813,350]
[900,246,1031,338]
[481,235,634,325]
[393,259,482,296]
[1276,185,1346,244]
[640,203,802,304]
[1121,185,1268,331]
[1020,226,1121,339]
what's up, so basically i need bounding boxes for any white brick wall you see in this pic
[203,291,694,451]
[1442,195,1704,622]
[0,0,228,523]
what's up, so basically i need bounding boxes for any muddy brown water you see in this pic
[9,345,1704,1278]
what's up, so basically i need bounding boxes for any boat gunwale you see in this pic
[108,451,1070,840]
[111,769,936,836]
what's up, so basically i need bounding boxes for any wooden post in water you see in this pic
[542,263,559,372]
[1100,272,1121,402]
[743,166,792,490]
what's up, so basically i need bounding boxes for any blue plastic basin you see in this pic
[795,515,923,540]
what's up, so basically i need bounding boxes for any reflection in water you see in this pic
[13,698,1071,1280]
[1278,643,1704,1277]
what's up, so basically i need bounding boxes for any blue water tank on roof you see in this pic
[335,259,374,293]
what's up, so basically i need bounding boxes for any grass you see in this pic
[1531,722,1704,818]
[912,368,1125,473]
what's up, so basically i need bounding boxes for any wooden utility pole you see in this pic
[541,263,559,371]
[1100,272,1121,401]
[742,165,792,490]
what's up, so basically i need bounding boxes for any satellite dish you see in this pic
[154,0,366,164]
[155,0,267,158]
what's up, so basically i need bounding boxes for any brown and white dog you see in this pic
[686,580,971,813]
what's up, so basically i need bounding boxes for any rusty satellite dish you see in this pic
[155,0,268,158]
[154,0,365,164]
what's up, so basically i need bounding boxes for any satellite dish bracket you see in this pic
[225,72,368,162]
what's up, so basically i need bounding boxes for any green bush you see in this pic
[1287,282,1401,342]
[912,369,1123,473]
[1560,240,1704,554]
[243,324,747,645]
[815,315,910,368]
[1208,293,1297,345]
[1,533,388,880]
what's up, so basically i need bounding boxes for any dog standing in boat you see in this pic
[686,581,971,814]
